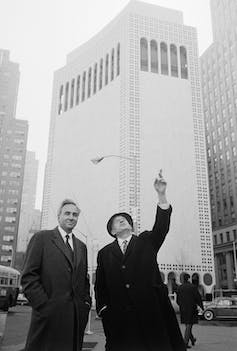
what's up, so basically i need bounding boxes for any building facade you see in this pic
[17,151,39,253]
[42,1,215,297]
[0,49,28,267]
[200,0,237,289]
[0,49,20,120]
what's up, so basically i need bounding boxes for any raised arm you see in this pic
[21,232,49,310]
[150,170,172,251]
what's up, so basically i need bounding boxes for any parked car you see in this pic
[200,297,237,321]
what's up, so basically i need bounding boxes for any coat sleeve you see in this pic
[21,232,49,310]
[94,250,109,315]
[149,205,172,252]
[194,286,204,310]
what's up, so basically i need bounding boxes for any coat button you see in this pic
[122,265,126,269]
[125,284,130,289]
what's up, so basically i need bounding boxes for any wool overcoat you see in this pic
[95,206,186,351]
[177,282,204,324]
[21,227,91,351]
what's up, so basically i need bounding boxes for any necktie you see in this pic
[122,240,128,254]
[65,234,74,262]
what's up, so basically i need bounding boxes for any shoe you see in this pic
[191,338,197,346]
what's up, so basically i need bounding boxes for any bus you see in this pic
[0,265,20,311]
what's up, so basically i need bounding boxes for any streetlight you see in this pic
[91,154,138,234]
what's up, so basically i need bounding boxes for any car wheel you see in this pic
[203,310,214,321]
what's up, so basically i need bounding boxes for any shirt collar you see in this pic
[58,226,73,239]
[117,234,133,247]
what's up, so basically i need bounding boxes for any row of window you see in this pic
[214,228,237,245]
[0,189,19,195]
[1,245,12,251]
[2,235,14,241]
[140,38,188,79]
[1,171,21,177]
[0,207,17,213]
[0,217,16,223]
[58,43,121,115]
[0,256,12,262]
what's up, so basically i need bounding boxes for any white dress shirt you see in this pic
[58,226,74,250]
[117,234,133,253]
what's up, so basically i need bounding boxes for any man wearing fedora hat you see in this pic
[95,171,186,351]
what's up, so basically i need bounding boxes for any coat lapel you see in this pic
[72,234,83,269]
[111,240,123,261]
[51,227,74,268]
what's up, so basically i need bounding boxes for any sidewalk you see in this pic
[1,306,237,351]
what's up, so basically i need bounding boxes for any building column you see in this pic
[214,254,220,289]
[225,251,234,289]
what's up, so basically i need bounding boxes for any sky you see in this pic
[0,0,213,209]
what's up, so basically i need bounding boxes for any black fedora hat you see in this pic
[107,212,133,237]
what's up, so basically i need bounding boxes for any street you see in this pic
[0,306,237,351]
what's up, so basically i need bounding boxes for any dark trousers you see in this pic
[184,324,195,346]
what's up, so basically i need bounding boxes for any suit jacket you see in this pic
[95,205,186,351]
[177,282,204,324]
[21,227,91,351]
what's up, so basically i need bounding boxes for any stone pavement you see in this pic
[0,306,237,351]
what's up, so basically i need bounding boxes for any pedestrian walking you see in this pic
[95,171,186,351]
[21,199,91,351]
[177,273,204,349]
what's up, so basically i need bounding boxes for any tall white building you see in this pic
[17,151,39,252]
[42,1,215,296]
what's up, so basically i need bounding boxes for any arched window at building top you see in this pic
[93,63,97,94]
[180,46,188,79]
[58,85,64,115]
[70,78,75,108]
[160,42,168,75]
[76,75,80,105]
[140,38,148,72]
[111,49,114,81]
[170,44,178,77]
[99,58,103,90]
[64,82,69,111]
[150,40,158,73]
[82,71,86,102]
[117,43,120,76]
[105,54,109,85]
[88,67,92,98]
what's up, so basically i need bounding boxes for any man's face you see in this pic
[58,204,80,233]
[111,215,132,236]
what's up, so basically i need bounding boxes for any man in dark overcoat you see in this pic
[95,171,186,351]
[21,199,91,351]
[177,273,204,348]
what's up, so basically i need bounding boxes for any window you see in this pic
[170,44,178,77]
[70,79,75,108]
[226,232,230,241]
[58,85,64,114]
[180,46,188,79]
[117,43,120,76]
[3,235,14,242]
[160,42,168,75]
[150,40,158,73]
[105,54,109,85]
[140,38,148,71]
[64,82,69,111]
[5,217,16,223]
[93,63,97,94]
[76,75,80,105]
[220,233,223,243]
[111,49,114,81]
[88,67,92,98]
[2,245,12,251]
[99,59,103,90]
[82,71,86,102]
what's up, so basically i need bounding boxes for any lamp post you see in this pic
[78,231,93,335]
[91,154,138,234]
